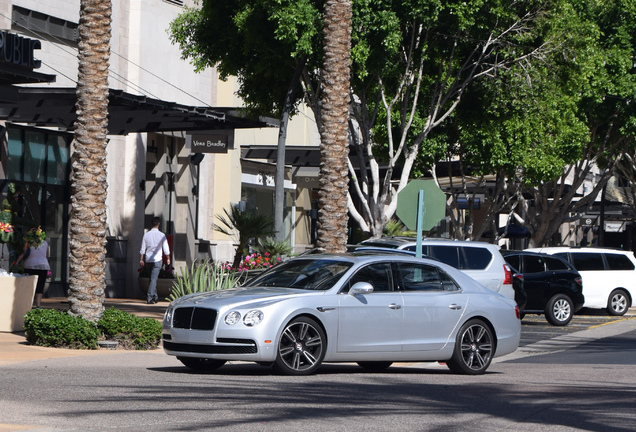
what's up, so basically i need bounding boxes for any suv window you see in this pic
[524,255,546,273]
[570,253,605,271]
[605,253,635,270]
[545,256,570,271]
[461,247,492,270]
[428,245,460,268]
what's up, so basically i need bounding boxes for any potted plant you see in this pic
[138,263,175,299]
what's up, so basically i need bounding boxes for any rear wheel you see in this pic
[178,357,226,372]
[545,294,573,326]
[357,361,393,371]
[446,319,494,375]
[607,289,630,316]
[274,317,326,376]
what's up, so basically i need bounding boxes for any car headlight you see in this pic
[163,306,174,326]
[224,311,241,326]
[243,310,264,327]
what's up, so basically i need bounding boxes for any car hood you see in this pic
[170,286,324,309]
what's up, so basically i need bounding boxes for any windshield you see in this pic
[246,259,353,290]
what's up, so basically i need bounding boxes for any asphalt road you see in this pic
[0,314,634,432]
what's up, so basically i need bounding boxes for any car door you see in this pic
[520,255,550,310]
[396,262,467,351]
[337,262,404,352]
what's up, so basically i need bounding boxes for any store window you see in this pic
[2,127,70,289]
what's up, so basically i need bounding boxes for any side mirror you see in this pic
[349,282,374,295]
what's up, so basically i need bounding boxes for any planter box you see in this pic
[0,275,37,332]
[138,277,175,300]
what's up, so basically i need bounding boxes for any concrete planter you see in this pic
[0,275,37,332]
[138,277,175,300]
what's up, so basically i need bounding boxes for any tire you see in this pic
[178,357,226,372]
[607,289,630,316]
[544,294,574,326]
[357,361,393,371]
[446,319,494,375]
[274,317,326,376]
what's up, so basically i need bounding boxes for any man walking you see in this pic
[140,216,171,304]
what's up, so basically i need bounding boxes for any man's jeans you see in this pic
[147,260,162,302]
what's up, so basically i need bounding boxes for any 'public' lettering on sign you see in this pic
[0,31,42,70]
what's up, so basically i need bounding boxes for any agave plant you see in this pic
[168,259,241,301]
[254,236,292,258]
[214,206,275,268]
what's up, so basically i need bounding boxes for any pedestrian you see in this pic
[15,226,50,309]
[139,216,171,304]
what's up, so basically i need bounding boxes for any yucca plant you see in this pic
[168,259,241,301]
[214,206,275,268]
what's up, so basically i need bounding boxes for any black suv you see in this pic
[502,251,584,326]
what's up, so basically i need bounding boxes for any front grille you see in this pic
[163,341,258,355]
[173,307,217,330]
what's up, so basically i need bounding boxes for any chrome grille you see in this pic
[172,307,217,330]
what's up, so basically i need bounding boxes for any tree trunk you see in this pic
[68,0,111,321]
[317,0,352,253]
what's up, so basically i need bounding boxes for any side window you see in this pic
[403,245,417,252]
[605,254,635,270]
[545,257,570,271]
[428,245,460,268]
[462,247,492,270]
[397,263,444,291]
[571,253,605,271]
[346,263,393,293]
[504,255,520,272]
[524,256,546,273]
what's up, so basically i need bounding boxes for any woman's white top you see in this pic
[24,241,50,270]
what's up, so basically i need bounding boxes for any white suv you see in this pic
[525,247,635,316]
[357,237,515,300]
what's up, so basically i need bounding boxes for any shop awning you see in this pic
[0,86,274,135]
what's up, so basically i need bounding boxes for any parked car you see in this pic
[526,247,635,316]
[163,251,521,375]
[357,237,515,300]
[502,251,584,325]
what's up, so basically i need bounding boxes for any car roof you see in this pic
[359,236,500,249]
[526,246,634,255]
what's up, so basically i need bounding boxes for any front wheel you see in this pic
[178,357,226,372]
[274,317,326,376]
[607,289,630,316]
[446,319,494,375]
[545,294,573,326]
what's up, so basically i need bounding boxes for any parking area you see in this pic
[520,308,635,347]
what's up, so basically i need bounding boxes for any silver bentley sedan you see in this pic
[162,252,521,375]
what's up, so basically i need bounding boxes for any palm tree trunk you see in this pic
[317,0,352,253]
[68,0,111,321]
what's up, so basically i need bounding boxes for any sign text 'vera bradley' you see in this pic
[191,134,229,153]
[0,31,42,70]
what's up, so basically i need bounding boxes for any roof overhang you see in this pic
[0,86,273,135]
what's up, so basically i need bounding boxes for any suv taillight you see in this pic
[515,305,521,319]
[574,276,582,286]
[503,264,514,285]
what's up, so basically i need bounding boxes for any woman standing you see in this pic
[15,227,50,308]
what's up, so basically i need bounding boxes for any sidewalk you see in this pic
[0,298,167,366]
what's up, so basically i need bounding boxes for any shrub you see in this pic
[23,307,162,350]
[169,258,241,301]
[24,308,100,349]
[97,308,162,350]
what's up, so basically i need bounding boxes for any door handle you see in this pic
[389,303,402,310]
[449,304,462,310]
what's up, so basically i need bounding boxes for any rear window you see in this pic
[461,247,492,270]
[605,253,635,270]
[524,255,546,273]
[570,253,605,271]
[428,245,460,268]
[545,256,571,271]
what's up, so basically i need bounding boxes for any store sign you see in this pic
[0,31,42,69]
[191,134,229,153]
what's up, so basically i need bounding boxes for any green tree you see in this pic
[68,0,111,321]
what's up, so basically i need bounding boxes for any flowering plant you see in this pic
[0,222,13,233]
[138,263,175,279]
[224,252,281,272]
[9,261,24,274]
[25,226,46,247]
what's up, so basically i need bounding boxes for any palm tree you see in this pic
[67,0,111,321]
[214,206,275,269]
[316,0,352,253]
